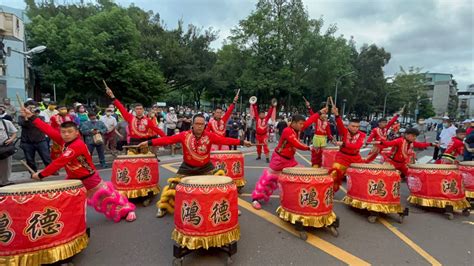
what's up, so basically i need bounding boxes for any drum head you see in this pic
[350,163,396,170]
[0,180,83,193]
[459,161,474,167]
[282,167,328,176]
[180,175,233,185]
[210,150,243,155]
[408,163,458,170]
[116,154,157,159]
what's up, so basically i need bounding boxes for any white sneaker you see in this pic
[252,200,262,210]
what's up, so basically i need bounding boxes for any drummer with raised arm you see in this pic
[138,114,252,217]
[20,106,137,222]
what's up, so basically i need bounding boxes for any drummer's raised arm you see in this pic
[32,117,64,145]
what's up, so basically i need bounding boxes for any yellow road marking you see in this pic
[238,198,370,266]
[378,218,441,266]
[462,221,474,225]
[161,163,178,173]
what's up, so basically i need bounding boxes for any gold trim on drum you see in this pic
[116,154,157,159]
[466,190,474,199]
[349,163,396,171]
[408,164,458,170]
[179,175,234,187]
[0,232,88,265]
[459,161,474,167]
[276,207,337,228]
[282,167,329,176]
[0,180,84,196]
[117,186,160,199]
[210,150,243,155]
[407,195,470,210]
[343,196,403,214]
[233,178,246,187]
[171,225,240,250]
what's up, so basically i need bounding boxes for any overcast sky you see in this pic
[3,0,473,90]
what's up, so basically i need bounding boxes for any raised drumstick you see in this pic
[102,79,109,89]
[20,160,35,174]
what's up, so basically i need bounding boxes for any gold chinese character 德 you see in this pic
[24,208,63,241]
[210,200,231,225]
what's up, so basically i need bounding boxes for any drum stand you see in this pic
[294,217,340,240]
[443,205,470,220]
[367,208,409,224]
[172,241,238,266]
[141,191,155,207]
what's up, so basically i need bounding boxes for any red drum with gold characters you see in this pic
[173,176,239,250]
[0,180,88,266]
[210,151,245,187]
[111,154,160,198]
[322,147,339,169]
[407,164,470,210]
[344,163,403,213]
[277,167,336,227]
[459,161,474,198]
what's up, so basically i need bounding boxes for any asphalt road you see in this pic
[67,138,473,266]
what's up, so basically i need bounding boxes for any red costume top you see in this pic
[253,104,275,136]
[309,109,333,140]
[50,114,74,130]
[367,114,399,142]
[113,99,166,139]
[149,130,242,167]
[275,113,318,158]
[467,127,473,136]
[442,137,464,158]
[336,116,366,156]
[380,138,431,163]
[206,104,235,136]
[34,118,97,180]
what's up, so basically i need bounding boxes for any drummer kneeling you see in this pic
[21,107,137,223]
[377,128,438,178]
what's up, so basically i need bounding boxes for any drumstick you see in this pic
[302,96,308,103]
[325,97,329,110]
[123,145,140,149]
[16,93,24,109]
[329,96,335,107]
[20,160,36,174]
[102,79,109,88]
[236,88,241,96]
[114,129,124,139]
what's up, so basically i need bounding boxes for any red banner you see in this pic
[174,179,238,237]
[278,172,334,216]
[210,151,245,186]
[407,167,465,201]
[111,156,159,194]
[346,166,401,205]
[0,181,87,256]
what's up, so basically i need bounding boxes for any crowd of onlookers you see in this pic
[1,97,473,187]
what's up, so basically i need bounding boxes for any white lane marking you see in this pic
[417,156,433,164]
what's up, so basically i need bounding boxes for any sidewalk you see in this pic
[9,145,258,184]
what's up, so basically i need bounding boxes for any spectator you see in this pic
[438,117,457,159]
[68,107,80,124]
[76,104,89,124]
[0,104,13,122]
[18,101,51,173]
[3,98,17,122]
[80,112,108,168]
[116,120,128,152]
[0,114,17,186]
[100,108,118,155]
[276,116,288,140]
[228,114,241,150]
[166,107,178,136]
[359,119,369,133]
[303,123,314,146]
[43,101,58,123]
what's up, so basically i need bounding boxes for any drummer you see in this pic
[251,110,323,210]
[436,128,466,164]
[104,85,166,149]
[138,114,252,217]
[20,107,137,222]
[364,109,401,163]
[304,99,334,168]
[376,128,437,177]
[328,106,366,192]
[207,90,240,150]
[251,98,277,163]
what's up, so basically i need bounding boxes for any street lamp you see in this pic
[415,96,432,123]
[9,45,47,56]
[342,99,347,117]
[334,71,355,106]
[383,78,401,117]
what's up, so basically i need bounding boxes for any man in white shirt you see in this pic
[0,118,18,186]
[439,117,457,157]
[100,108,118,154]
[42,101,58,123]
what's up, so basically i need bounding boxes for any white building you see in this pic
[458,84,474,119]
[424,73,458,117]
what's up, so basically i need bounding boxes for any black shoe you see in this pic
[256,157,261,160]
[266,158,270,163]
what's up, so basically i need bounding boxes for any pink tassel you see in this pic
[88,182,136,223]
